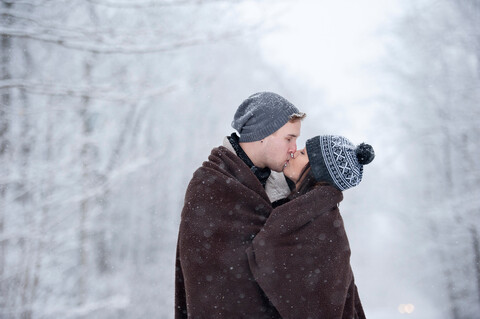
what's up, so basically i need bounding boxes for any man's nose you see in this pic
[292,149,301,159]
[289,144,297,156]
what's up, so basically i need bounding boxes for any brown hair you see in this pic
[288,112,307,122]
[287,162,330,200]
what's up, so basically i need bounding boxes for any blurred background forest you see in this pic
[1,0,479,318]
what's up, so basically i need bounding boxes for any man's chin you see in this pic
[269,166,284,173]
[273,164,288,173]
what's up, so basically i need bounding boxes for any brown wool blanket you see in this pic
[175,146,365,319]
[246,186,366,319]
[176,146,281,318]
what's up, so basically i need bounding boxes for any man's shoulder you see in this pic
[206,143,239,167]
[187,139,265,193]
[204,135,244,166]
[189,140,243,179]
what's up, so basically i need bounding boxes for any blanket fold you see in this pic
[246,185,366,319]
[175,146,281,318]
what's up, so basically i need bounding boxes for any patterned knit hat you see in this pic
[306,135,375,191]
[232,92,305,142]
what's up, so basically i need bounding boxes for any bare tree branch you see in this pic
[0,79,176,102]
[1,10,169,39]
[85,0,244,9]
[0,24,262,53]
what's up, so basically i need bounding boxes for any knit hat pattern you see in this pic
[306,135,375,191]
[232,92,304,142]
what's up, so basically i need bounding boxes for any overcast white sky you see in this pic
[256,0,404,105]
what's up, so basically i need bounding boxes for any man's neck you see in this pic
[238,142,264,168]
[227,133,270,187]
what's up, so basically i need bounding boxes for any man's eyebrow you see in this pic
[287,134,298,138]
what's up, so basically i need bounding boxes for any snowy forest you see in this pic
[1,0,479,318]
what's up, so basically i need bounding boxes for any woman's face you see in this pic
[283,147,309,183]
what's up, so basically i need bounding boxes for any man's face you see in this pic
[261,120,301,172]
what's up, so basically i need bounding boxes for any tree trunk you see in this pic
[0,0,13,301]
[78,59,93,305]
[29,97,55,319]
[470,226,480,307]
[18,27,35,319]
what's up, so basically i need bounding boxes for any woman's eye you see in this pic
[300,151,305,155]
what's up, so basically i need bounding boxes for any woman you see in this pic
[247,135,374,319]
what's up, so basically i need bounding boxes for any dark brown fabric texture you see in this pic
[175,146,281,318]
[175,146,366,319]
[246,185,366,319]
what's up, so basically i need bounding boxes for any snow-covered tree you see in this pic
[382,1,480,317]
[0,0,288,317]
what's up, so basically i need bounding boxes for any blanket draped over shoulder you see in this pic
[176,146,281,318]
[175,146,366,319]
[246,186,366,319]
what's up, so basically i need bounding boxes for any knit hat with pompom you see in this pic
[306,135,375,191]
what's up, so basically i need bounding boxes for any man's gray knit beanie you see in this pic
[232,92,304,143]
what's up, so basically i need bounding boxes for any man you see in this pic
[175,92,306,318]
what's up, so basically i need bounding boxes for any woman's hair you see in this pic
[288,162,330,200]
